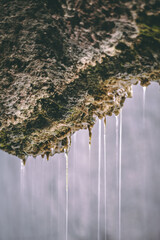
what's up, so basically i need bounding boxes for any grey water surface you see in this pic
[0,82,160,240]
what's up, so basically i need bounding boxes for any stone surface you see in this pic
[0,0,160,160]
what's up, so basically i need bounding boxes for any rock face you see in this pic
[0,0,160,160]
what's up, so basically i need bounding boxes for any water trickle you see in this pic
[20,158,26,239]
[88,126,92,196]
[21,158,26,192]
[88,127,92,240]
[51,147,55,155]
[57,155,61,239]
[116,115,119,188]
[103,117,107,240]
[118,110,122,240]
[73,133,77,212]
[89,135,91,194]
[143,87,146,126]
[98,119,102,240]
[65,150,69,240]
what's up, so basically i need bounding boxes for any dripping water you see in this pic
[116,115,119,189]
[115,115,119,239]
[31,158,35,228]
[116,116,119,193]
[73,133,77,209]
[20,159,25,193]
[142,86,147,236]
[57,155,61,239]
[51,147,55,156]
[89,138,91,192]
[118,110,122,240]
[65,151,69,240]
[143,87,146,126]
[87,126,92,240]
[98,119,102,240]
[104,117,107,240]
[20,159,25,239]
[88,126,92,196]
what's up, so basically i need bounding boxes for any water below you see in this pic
[0,83,160,240]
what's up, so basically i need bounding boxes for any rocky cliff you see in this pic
[0,0,160,160]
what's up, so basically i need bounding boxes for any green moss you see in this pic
[0,130,8,145]
[139,24,160,42]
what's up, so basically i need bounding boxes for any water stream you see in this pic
[20,160,25,193]
[73,132,77,214]
[143,86,146,126]
[118,110,122,240]
[104,117,107,240]
[20,160,25,240]
[116,115,119,188]
[65,151,69,240]
[98,119,102,240]
[89,130,91,200]
[57,155,61,239]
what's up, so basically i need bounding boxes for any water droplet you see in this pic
[21,157,27,167]
[51,147,55,155]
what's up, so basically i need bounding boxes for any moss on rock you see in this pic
[0,0,160,160]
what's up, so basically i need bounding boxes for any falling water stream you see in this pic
[65,151,69,240]
[57,154,61,239]
[142,86,147,237]
[98,119,102,240]
[89,130,91,198]
[20,160,25,240]
[143,87,146,126]
[116,115,119,186]
[115,114,119,239]
[20,160,25,193]
[73,132,77,214]
[104,117,107,240]
[118,110,122,240]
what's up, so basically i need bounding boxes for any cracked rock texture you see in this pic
[0,0,160,160]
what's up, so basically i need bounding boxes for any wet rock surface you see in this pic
[0,0,160,160]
